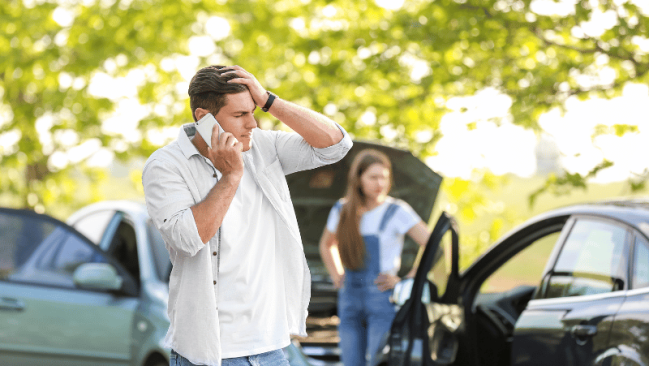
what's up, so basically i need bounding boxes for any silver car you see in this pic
[0,201,312,366]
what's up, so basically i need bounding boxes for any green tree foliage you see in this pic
[528,159,614,206]
[2,0,648,213]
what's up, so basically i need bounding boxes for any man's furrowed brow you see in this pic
[233,106,256,115]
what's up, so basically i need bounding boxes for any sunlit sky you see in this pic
[426,83,649,182]
[2,0,649,183]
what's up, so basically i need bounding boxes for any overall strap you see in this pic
[378,202,400,233]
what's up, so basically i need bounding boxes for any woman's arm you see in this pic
[404,221,432,278]
[319,228,345,289]
[408,221,431,247]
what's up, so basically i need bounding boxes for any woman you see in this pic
[319,149,431,366]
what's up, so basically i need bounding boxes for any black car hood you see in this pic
[286,140,443,280]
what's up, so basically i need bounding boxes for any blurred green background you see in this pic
[2,0,649,268]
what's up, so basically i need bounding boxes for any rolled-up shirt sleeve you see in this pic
[142,159,205,257]
[274,123,353,175]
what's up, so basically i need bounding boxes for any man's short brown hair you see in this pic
[188,65,248,121]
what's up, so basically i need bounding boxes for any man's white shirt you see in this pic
[218,161,290,358]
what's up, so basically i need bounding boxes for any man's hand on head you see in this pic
[222,65,269,108]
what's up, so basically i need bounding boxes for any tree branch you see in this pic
[532,27,598,54]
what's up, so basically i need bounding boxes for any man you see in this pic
[142,65,353,366]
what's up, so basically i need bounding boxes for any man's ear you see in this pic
[194,108,209,122]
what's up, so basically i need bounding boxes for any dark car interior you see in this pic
[467,225,565,366]
[417,225,560,366]
[106,220,140,289]
[473,285,536,365]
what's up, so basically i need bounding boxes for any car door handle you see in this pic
[0,297,25,311]
[571,324,597,337]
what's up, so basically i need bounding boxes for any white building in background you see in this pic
[535,133,561,176]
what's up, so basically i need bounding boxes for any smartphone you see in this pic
[195,113,225,149]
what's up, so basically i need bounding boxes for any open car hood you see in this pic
[286,140,443,280]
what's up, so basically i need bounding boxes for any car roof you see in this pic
[531,198,649,237]
[66,200,150,225]
[457,197,649,278]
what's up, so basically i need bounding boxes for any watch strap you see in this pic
[262,91,276,112]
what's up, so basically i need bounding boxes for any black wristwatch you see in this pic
[262,91,277,112]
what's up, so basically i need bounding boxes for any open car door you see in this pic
[386,212,461,366]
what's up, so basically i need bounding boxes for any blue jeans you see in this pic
[169,348,289,366]
[338,235,397,366]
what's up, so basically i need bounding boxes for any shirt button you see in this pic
[213,280,216,285]
[213,251,217,256]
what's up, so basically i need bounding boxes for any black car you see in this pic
[376,200,649,366]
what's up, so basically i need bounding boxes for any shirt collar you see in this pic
[178,123,201,160]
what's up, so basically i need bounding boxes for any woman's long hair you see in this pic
[337,149,392,270]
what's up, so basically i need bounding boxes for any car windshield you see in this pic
[146,220,172,282]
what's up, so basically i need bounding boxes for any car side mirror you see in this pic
[73,263,123,291]
[391,278,432,307]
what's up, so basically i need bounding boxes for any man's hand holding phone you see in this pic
[210,126,244,180]
[196,113,244,180]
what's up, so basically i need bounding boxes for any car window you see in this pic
[544,219,629,299]
[427,231,453,299]
[480,231,560,294]
[147,220,172,281]
[106,219,140,283]
[633,235,649,289]
[70,210,115,245]
[0,210,107,288]
[0,211,53,279]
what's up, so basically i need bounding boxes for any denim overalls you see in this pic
[337,202,401,366]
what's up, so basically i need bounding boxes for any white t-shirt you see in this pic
[217,159,290,358]
[326,196,421,275]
